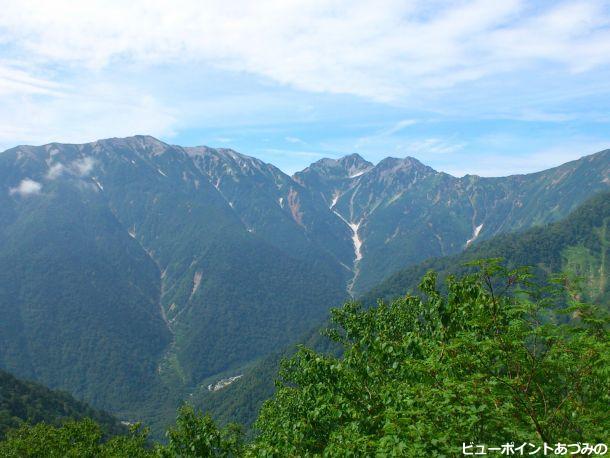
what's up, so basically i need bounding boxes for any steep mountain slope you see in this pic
[195,191,610,428]
[0,136,348,420]
[0,369,126,440]
[295,150,610,293]
[362,190,610,306]
[0,155,170,411]
[187,146,354,273]
[0,136,607,431]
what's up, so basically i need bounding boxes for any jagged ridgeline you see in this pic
[0,369,126,440]
[193,190,610,428]
[0,136,608,432]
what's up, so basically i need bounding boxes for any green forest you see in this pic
[1,260,607,456]
[183,191,610,432]
[0,370,126,441]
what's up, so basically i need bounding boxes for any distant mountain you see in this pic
[295,150,610,293]
[0,369,125,440]
[362,190,610,307]
[194,190,610,428]
[0,135,607,431]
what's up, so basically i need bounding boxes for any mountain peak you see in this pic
[185,145,285,182]
[338,153,374,177]
[338,153,368,166]
[184,146,265,168]
[96,135,171,156]
[103,134,166,146]
[301,153,373,179]
[375,156,433,175]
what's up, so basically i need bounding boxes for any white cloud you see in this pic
[46,162,65,180]
[0,1,609,102]
[404,138,466,156]
[0,79,177,151]
[9,178,42,196]
[72,157,96,177]
[441,142,610,177]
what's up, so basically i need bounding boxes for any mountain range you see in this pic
[0,135,608,431]
[192,190,610,429]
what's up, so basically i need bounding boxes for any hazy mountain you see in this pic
[0,135,607,430]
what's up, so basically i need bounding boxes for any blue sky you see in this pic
[1,0,609,176]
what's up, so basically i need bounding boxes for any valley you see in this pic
[188,191,610,430]
[0,136,608,435]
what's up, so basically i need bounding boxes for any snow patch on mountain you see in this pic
[349,169,369,179]
[92,177,104,191]
[330,190,341,209]
[190,271,202,300]
[466,224,484,246]
[349,221,363,261]
[332,210,363,264]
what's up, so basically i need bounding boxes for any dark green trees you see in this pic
[0,420,150,458]
[0,370,126,441]
[1,263,607,456]
[159,405,243,457]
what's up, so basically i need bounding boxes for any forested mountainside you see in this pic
[195,191,610,429]
[0,136,348,423]
[0,369,125,440]
[0,135,607,431]
[362,190,610,306]
[2,262,607,456]
[295,149,610,293]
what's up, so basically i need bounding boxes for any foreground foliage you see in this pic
[1,262,608,456]
[251,261,609,455]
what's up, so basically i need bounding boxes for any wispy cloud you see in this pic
[285,136,305,145]
[0,62,65,97]
[1,1,610,101]
[403,138,466,156]
[0,1,608,176]
[381,119,418,136]
[356,119,419,148]
[72,157,96,177]
[440,141,610,177]
[45,156,98,181]
[45,162,65,180]
[9,178,42,196]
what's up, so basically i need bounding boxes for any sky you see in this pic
[1,0,609,176]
